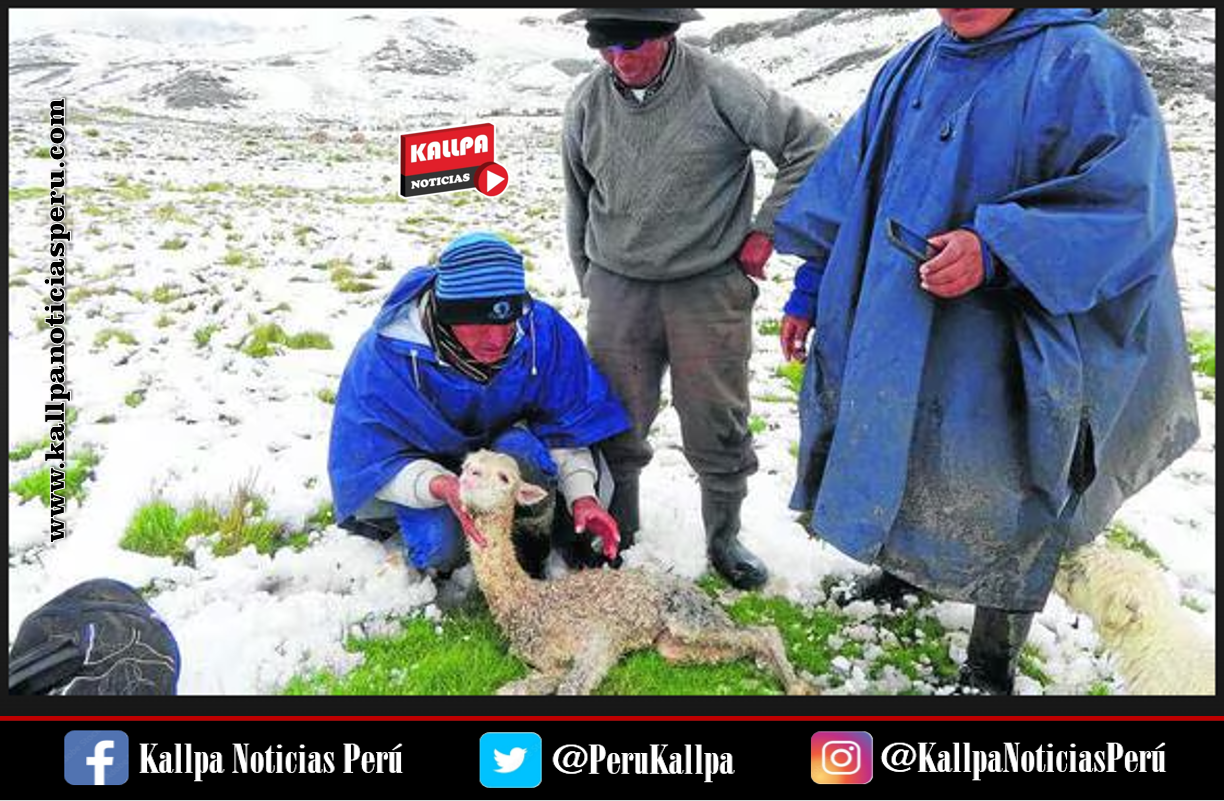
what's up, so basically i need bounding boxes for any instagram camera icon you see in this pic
[811,731,872,784]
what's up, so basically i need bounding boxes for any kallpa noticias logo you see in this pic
[399,122,509,198]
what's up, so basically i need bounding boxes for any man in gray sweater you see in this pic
[560,8,830,589]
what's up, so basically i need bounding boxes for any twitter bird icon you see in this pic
[481,733,542,788]
[494,747,527,773]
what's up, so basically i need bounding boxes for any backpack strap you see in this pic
[8,635,84,695]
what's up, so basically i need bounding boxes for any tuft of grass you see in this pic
[196,181,230,193]
[160,237,188,251]
[757,318,781,337]
[94,327,138,348]
[1188,330,1215,378]
[121,484,307,563]
[238,323,333,357]
[124,389,146,408]
[748,415,767,435]
[9,446,101,506]
[28,146,52,159]
[109,176,151,201]
[1181,595,1209,614]
[775,361,805,395]
[154,313,175,329]
[9,187,45,202]
[152,203,194,225]
[319,258,378,293]
[1088,682,1113,696]
[151,283,183,304]
[1017,643,1051,687]
[1104,521,1165,568]
[316,387,337,405]
[194,324,221,349]
[9,435,51,462]
[305,501,335,531]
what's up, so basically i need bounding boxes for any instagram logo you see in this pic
[811,731,872,784]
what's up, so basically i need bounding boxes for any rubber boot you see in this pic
[836,570,925,609]
[701,490,768,590]
[957,607,1035,695]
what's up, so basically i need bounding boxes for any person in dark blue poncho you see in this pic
[773,8,1200,694]
[328,233,632,589]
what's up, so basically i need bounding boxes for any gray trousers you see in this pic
[585,262,759,499]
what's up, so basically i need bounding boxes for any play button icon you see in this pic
[475,162,509,197]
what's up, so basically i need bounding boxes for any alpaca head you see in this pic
[458,449,549,517]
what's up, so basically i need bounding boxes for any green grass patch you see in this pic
[196,181,230,193]
[1104,521,1165,568]
[9,435,51,461]
[84,127,101,138]
[305,501,335,531]
[10,187,46,202]
[152,203,194,225]
[1181,596,1210,614]
[155,313,175,329]
[124,389,146,408]
[748,415,767,435]
[9,446,101,506]
[1188,330,1215,378]
[1017,643,1051,686]
[121,484,308,563]
[757,318,781,337]
[109,176,151,201]
[194,324,221,348]
[316,258,379,293]
[28,146,51,159]
[238,323,333,357]
[283,607,527,695]
[775,361,805,395]
[1088,681,1113,696]
[151,283,183,304]
[94,327,138,348]
[160,237,188,251]
[317,387,337,405]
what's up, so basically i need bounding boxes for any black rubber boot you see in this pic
[836,570,925,609]
[957,607,1035,695]
[701,490,768,590]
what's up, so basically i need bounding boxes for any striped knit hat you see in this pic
[433,232,528,325]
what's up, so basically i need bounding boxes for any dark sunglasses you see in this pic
[603,39,647,54]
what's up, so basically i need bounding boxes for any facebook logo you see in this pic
[64,731,130,785]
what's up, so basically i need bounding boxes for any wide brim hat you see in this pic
[558,8,704,24]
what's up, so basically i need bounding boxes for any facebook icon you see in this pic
[64,731,130,785]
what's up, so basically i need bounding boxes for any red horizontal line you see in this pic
[4,720,1219,729]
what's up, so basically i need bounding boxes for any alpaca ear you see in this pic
[515,482,549,507]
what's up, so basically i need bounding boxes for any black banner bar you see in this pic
[25,718,1219,799]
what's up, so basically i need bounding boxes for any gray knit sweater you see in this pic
[563,40,830,287]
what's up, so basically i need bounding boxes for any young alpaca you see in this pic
[457,450,815,696]
[1054,540,1215,695]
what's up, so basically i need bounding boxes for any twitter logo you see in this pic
[480,732,542,788]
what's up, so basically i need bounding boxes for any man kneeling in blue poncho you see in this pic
[328,232,631,594]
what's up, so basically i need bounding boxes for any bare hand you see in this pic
[780,313,813,363]
[572,496,620,561]
[429,474,486,548]
[737,231,773,281]
[919,229,984,299]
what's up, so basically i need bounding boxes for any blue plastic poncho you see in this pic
[328,266,631,525]
[774,9,1200,610]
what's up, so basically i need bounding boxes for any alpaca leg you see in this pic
[496,670,563,696]
[657,623,813,695]
[557,635,619,696]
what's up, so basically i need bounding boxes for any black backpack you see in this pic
[8,578,180,695]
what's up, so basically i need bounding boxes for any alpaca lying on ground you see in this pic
[1054,539,1215,696]
[456,449,815,696]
